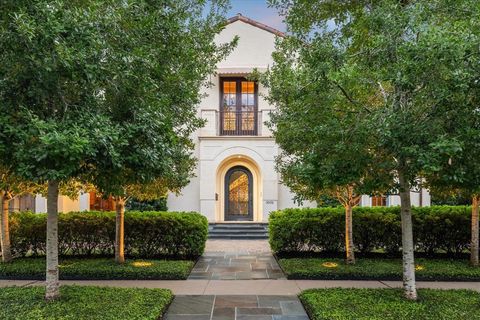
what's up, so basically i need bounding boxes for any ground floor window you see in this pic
[89,192,115,211]
[371,195,387,207]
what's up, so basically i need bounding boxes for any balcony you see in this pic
[220,110,258,136]
[199,109,272,137]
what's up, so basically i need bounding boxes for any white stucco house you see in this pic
[165,14,431,222]
[18,14,430,219]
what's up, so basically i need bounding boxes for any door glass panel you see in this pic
[241,81,255,131]
[223,81,236,131]
[227,170,249,216]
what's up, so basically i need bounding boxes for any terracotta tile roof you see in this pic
[226,13,286,38]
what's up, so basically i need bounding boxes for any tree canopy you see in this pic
[0,0,234,298]
[266,0,480,299]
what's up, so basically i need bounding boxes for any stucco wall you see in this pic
[34,194,80,213]
[215,20,276,69]
[198,137,277,222]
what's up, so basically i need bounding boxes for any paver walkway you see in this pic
[171,240,305,319]
[189,252,285,280]
[189,240,285,280]
[205,240,271,253]
[165,295,309,320]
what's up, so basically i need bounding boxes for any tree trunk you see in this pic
[345,204,355,264]
[45,180,60,301]
[398,172,417,300]
[0,195,13,263]
[471,195,479,266]
[115,197,126,264]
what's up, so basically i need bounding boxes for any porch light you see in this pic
[322,262,338,268]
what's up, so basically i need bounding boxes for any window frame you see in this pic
[219,77,258,136]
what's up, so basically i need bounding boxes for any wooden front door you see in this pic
[224,166,253,221]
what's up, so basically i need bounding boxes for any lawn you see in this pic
[0,285,172,320]
[300,288,480,320]
[0,258,194,280]
[278,257,480,281]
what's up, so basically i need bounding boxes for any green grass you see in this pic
[278,257,480,281]
[0,258,194,280]
[0,285,172,320]
[300,288,480,320]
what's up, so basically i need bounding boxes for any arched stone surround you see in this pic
[215,154,262,222]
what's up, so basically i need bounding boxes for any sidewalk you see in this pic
[1,279,478,295]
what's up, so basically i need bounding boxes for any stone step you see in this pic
[208,234,269,240]
[208,223,269,239]
[208,229,268,234]
[209,223,267,228]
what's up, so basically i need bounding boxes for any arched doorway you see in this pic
[224,166,253,221]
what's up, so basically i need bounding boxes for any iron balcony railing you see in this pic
[220,110,259,136]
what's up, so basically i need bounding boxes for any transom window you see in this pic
[220,77,258,135]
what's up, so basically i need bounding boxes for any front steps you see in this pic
[208,223,269,239]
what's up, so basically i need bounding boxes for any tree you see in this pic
[267,0,479,300]
[426,73,480,266]
[87,0,235,264]
[1,0,234,298]
[0,1,119,300]
[262,41,386,264]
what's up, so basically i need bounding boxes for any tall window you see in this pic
[220,77,257,135]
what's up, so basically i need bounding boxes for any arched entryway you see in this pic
[215,154,262,222]
[224,166,253,221]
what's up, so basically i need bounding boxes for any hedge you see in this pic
[7,211,208,259]
[269,206,471,255]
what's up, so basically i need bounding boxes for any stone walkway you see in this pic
[205,240,271,253]
[189,240,284,280]
[189,252,285,280]
[165,295,308,320]
[167,240,307,319]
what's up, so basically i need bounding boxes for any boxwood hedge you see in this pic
[7,211,208,259]
[269,206,471,255]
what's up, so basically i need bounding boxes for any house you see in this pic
[165,14,431,222]
[166,14,317,222]
[22,14,430,218]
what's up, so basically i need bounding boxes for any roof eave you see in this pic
[226,14,286,38]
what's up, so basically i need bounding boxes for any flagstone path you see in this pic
[165,240,309,319]
[165,295,309,320]
[189,240,285,280]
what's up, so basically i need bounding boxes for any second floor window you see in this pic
[220,77,258,135]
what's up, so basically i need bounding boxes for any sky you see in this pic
[226,0,286,32]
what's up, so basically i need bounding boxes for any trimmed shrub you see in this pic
[9,211,208,259]
[269,206,471,255]
[125,197,168,211]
